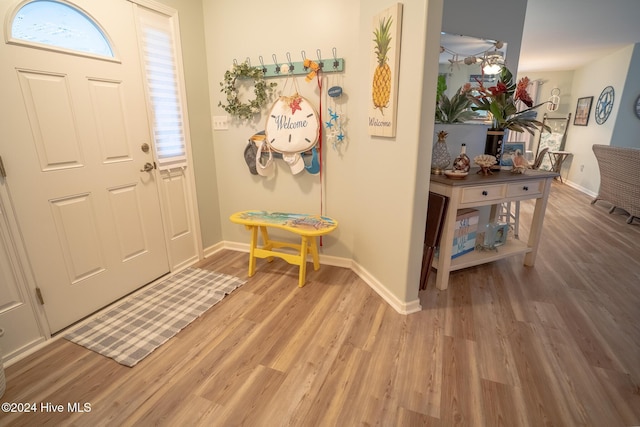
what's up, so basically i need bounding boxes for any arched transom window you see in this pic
[10,0,114,58]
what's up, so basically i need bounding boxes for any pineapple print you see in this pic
[372,16,392,114]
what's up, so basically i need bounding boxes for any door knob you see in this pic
[140,162,156,172]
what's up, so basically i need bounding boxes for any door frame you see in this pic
[131,0,203,272]
[0,183,48,360]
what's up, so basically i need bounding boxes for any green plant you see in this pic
[467,67,549,134]
[435,83,477,124]
[436,75,447,103]
[219,62,277,120]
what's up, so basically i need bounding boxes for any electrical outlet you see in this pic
[580,164,584,172]
[212,115,228,130]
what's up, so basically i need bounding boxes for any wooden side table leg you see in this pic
[524,178,552,266]
[298,236,309,287]
[435,200,459,290]
[248,226,258,277]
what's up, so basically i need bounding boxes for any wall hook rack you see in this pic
[233,48,345,79]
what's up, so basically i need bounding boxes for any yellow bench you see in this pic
[230,211,338,287]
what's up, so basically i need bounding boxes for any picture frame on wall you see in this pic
[574,96,593,126]
[368,3,403,137]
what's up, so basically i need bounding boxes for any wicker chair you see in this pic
[592,144,640,224]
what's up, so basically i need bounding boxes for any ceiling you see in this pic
[519,0,640,72]
[439,0,640,73]
[439,33,507,68]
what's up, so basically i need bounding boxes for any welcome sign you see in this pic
[368,3,403,138]
[266,95,319,153]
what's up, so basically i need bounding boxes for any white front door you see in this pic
[0,0,169,333]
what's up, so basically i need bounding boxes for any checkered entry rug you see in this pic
[64,267,245,367]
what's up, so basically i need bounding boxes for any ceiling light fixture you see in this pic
[482,50,504,74]
[440,40,505,74]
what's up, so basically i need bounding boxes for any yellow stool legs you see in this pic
[245,225,320,287]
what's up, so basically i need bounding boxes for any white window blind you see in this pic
[137,7,186,169]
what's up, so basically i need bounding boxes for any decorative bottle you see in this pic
[453,143,471,173]
[431,130,451,174]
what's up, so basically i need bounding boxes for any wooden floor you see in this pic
[2,182,639,426]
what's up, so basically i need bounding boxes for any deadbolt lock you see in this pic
[141,143,150,153]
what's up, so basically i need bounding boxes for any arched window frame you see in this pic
[5,0,119,62]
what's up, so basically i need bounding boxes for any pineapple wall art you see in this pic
[369,3,403,137]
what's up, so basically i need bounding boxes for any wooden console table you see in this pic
[428,169,558,290]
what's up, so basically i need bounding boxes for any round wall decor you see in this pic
[218,62,276,120]
[265,94,319,154]
[595,86,615,125]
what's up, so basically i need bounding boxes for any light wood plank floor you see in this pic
[2,182,639,426]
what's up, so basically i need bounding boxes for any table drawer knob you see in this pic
[482,190,488,196]
[523,186,529,191]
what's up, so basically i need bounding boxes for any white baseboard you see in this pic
[350,262,422,315]
[3,337,47,367]
[203,241,226,258]
[564,179,597,198]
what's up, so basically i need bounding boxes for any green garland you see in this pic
[219,62,277,120]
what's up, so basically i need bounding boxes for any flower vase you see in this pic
[485,129,505,170]
[431,131,451,174]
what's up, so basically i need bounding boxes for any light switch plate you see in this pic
[212,115,228,130]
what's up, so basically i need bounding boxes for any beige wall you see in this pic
[351,0,441,307]
[155,0,636,309]
[155,0,535,309]
[201,0,360,261]
[197,0,443,309]
[562,44,635,195]
[522,70,576,117]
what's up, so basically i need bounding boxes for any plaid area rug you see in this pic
[64,267,245,367]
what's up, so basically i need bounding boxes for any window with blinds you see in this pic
[136,6,187,169]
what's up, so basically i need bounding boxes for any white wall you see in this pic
[563,45,634,195]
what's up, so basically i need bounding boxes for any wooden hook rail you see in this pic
[235,48,345,78]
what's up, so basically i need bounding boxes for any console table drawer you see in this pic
[460,184,506,204]
[507,180,543,198]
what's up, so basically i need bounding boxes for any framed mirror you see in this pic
[438,33,508,122]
